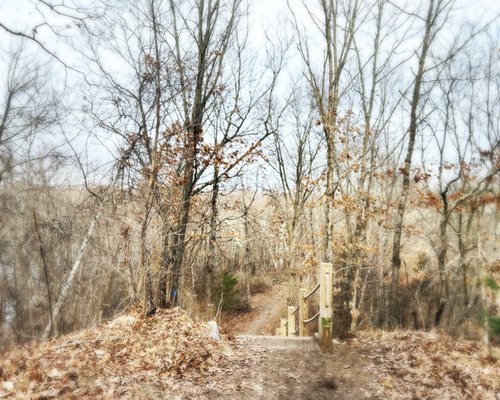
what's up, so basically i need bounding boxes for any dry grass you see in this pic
[249,275,273,294]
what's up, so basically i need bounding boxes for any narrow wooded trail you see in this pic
[218,284,497,399]
[223,283,288,336]
[241,284,288,335]
[208,334,376,399]
[217,285,376,399]
[2,283,492,399]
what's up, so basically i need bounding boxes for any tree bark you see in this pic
[33,211,54,338]
[42,205,103,339]
[390,0,435,326]
[206,162,220,303]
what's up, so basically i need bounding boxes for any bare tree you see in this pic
[266,89,324,302]
[0,46,61,183]
[77,0,284,312]
[389,0,457,325]
[288,0,366,337]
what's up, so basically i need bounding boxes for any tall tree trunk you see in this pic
[168,122,200,307]
[243,204,251,307]
[141,0,163,312]
[324,124,336,262]
[42,205,103,339]
[435,190,450,327]
[140,192,156,314]
[157,217,170,309]
[457,212,473,306]
[33,212,54,338]
[206,162,220,303]
[390,0,435,326]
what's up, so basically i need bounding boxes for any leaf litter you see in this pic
[0,308,255,399]
[349,330,499,400]
[1,309,498,399]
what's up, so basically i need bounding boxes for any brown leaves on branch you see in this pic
[416,190,442,208]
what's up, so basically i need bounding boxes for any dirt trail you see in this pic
[217,285,376,399]
[2,285,494,400]
[208,335,376,400]
[224,284,288,336]
[241,284,287,335]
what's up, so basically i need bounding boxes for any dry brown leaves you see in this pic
[0,308,253,399]
[2,312,498,400]
[350,330,499,400]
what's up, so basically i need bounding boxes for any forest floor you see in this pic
[0,284,498,399]
[216,283,374,399]
[209,335,376,400]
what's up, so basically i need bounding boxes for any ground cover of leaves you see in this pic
[1,305,498,399]
[351,330,499,400]
[0,308,253,399]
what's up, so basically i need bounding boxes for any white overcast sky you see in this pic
[2,0,498,55]
[0,0,498,184]
[1,0,498,77]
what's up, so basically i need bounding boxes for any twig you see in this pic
[214,293,224,324]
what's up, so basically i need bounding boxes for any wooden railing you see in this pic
[275,262,333,351]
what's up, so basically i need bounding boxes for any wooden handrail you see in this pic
[275,262,334,351]
[303,283,320,300]
[303,311,319,324]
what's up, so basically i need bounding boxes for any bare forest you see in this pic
[0,0,499,398]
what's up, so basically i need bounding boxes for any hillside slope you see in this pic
[1,306,498,399]
[0,309,253,399]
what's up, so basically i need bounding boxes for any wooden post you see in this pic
[319,262,333,351]
[287,306,296,337]
[299,288,308,336]
[280,318,287,336]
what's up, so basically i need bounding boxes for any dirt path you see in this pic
[223,284,288,336]
[207,335,376,400]
[2,289,495,400]
[241,284,287,335]
[216,285,376,399]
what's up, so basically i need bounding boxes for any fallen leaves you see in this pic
[0,308,250,399]
[350,330,499,400]
[1,312,498,400]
